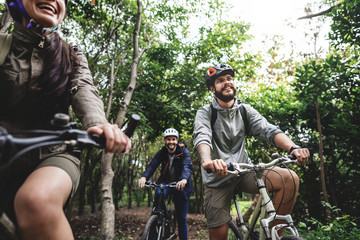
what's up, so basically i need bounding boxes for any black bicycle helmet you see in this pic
[205,64,235,89]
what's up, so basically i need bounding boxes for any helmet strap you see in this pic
[27,19,59,34]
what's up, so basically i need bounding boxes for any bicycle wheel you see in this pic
[164,209,177,239]
[228,220,244,240]
[141,215,160,240]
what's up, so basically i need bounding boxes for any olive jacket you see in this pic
[0,22,107,132]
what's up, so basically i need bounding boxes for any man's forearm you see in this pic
[274,133,295,152]
[197,144,212,167]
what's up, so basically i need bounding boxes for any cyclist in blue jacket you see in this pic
[139,128,193,240]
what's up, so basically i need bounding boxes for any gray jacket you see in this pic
[0,22,107,132]
[193,98,283,187]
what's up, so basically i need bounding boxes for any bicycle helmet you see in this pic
[163,128,179,139]
[6,0,69,33]
[205,64,235,89]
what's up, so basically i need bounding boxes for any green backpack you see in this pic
[0,33,12,65]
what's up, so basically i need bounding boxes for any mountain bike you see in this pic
[0,113,140,240]
[141,181,177,240]
[224,154,305,240]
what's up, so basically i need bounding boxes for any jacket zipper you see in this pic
[38,37,45,48]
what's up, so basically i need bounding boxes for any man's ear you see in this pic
[209,86,215,94]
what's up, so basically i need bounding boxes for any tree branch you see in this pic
[298,3,341,20]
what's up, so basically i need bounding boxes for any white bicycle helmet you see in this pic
[163,128,179,139]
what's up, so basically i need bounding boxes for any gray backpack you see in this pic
[0,33,12,65]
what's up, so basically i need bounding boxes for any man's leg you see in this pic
[203,182,237,240]
[263,166,300,220]
[14,166,74,240]
[173,192,189,240]
[209,223,229,240]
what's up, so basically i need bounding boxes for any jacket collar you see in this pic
[212,97,241,118]
[12,21,56,48]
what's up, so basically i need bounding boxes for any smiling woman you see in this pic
[21,0,66,28]
[0,0,130,239]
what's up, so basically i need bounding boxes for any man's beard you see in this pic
[214,86,237,102]
[166,144,176,151]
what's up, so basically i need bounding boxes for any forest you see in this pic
[0,0,359,239]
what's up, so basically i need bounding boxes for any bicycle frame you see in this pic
[153,184,170,239]
[231,156,301,240]
[142,182,177,240]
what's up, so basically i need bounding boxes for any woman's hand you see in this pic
[87,123,131,153]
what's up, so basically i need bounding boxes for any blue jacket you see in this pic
[142,142,193,198]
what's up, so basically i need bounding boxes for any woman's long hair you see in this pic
[34,32,79,124]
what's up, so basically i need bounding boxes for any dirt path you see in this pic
[70,206,208,239]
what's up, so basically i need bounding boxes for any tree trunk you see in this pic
[100,152,115,240]
[100,1,151,239]
[316,98,330,219]
[242,194,259,223]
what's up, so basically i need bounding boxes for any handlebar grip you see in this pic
[123,114,140,138]
[89,133,106,149]
[205,162,233,174]
[287,154,297,160]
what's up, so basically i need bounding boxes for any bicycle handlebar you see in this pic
[144,181,178,190]
[205,154,297,174]
[0,113,140,171]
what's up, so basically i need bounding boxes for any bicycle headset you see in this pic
[6,0,69,34]
[205,64,235,90]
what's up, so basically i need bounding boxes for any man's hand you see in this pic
[203,159,228,177]
[176,179,187,191]
[138,177,146,188]
[290,148,310,164]
[87,123,131,153]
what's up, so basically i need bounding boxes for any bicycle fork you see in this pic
[256,179,300,240]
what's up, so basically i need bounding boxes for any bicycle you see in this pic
[0,113,140,240]
[141,181,177,240]
[219,154,305,240]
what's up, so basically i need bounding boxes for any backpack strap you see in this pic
[239,104,249,135]
[210,104,217,130]
[210,102,249,135]
[0,33,12,65]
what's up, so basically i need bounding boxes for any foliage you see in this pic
[298,203,360,239]
[328,0,360,48]
[292,0,360,220]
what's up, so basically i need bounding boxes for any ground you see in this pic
[70,206,208,239]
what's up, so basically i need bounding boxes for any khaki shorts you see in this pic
[36,153,81,198]
[204,172,259,228]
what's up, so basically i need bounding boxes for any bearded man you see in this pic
[193,64,309,240]
[138,128,193,240]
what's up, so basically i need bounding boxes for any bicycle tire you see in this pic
[141,215,160,240]
[229,220,244,240]
[165,209,176,239]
